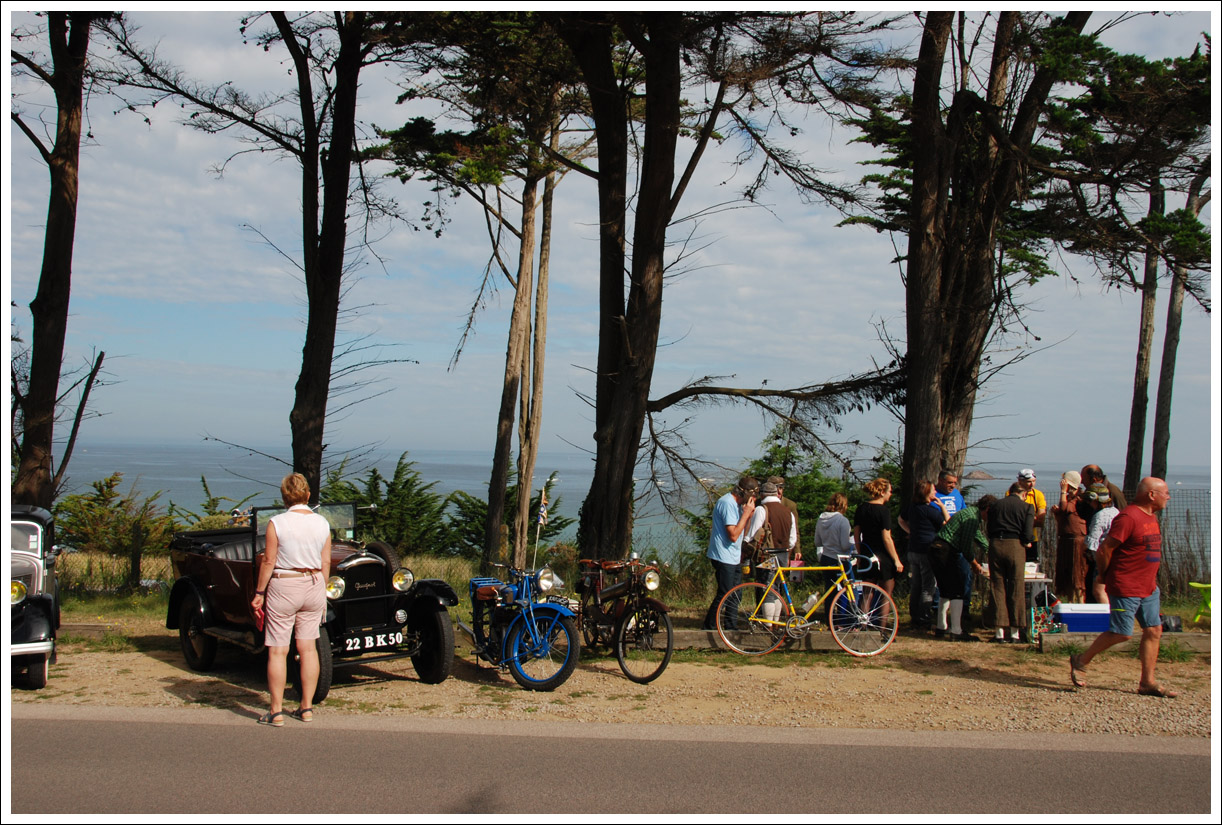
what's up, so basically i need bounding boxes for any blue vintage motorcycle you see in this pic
[458,563,580,691]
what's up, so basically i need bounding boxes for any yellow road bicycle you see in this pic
[715,552,898,657]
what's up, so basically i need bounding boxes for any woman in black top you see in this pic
[853,478,903,596]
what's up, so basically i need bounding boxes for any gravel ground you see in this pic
[11,618,1211,739]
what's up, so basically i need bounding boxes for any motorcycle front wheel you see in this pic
[614,603,673,684]
[507,613,579,691]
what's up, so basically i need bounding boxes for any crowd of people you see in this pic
[704,464,1175,697]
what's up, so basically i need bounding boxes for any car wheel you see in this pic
[179,592,218,671]
[290,625,333,704]
[409,602,455,684]
[15,653,49,690]
[365,540,402,571]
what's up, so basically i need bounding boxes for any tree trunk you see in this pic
[513,134,558,566]
[556,15,629,559]
[901,11,1090,500]
[285,11,366,502]
[573,16,682,559]
[899,12,954,502]
[1122,181,1163,496]
[485,168,539,571]
[1150,174,1207,482]
[1150,261,1185,483]
[11,13,95,509]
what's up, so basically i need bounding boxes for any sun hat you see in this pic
[1062,470,1082,490]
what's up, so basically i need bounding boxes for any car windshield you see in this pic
[11,521,43,556]
[252,503,357,542]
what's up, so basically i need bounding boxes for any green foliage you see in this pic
[447,471,574,560]
[319,452,450,556]
[167,476,256,526]
[53,473,177,557]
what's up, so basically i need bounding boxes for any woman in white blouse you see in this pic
[251,473,332,726]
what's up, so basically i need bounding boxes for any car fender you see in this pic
[12,595,56,646]
[412,578,459,608]
[166,578,213,630]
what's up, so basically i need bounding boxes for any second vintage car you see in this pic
[11,504,61,690]
[166,501,457,701]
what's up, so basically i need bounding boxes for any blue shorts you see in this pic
[1108,587,1161,636]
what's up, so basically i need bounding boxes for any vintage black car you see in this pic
[166,502,457,701]
[11,504,61,690]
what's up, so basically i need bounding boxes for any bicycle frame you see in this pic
[746,553,875,628]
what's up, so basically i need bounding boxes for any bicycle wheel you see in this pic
[614,603,674,684]
[507,613,579,691]
[716,582,790,655]
[828,581,898,656]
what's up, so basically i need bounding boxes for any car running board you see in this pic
[204,625,263,652]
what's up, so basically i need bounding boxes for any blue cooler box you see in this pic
[1052,603,1110,632]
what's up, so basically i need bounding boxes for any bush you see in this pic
[54,473,177,592]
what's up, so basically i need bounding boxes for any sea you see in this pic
[53,442,1214,560]
[54,441,731,555]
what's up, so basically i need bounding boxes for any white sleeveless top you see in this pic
[269,505,330,570]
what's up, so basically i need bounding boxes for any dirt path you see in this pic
[13,617,1210,738]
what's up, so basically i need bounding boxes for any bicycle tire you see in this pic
[716,582,790,655]
[828,581,898,656]
[614,603,674,684]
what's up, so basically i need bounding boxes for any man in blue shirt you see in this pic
[702,477,758,630]
[934,470,968,626]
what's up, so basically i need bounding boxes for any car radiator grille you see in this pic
[339,564,390,629]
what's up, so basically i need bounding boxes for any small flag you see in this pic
[538,488,548,526]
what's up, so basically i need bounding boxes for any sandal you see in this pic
[1069,654,1088,688]
[257,710,286,727]
[290,707,314,722]
[1137,684,1178,698]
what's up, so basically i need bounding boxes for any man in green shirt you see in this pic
[930,495,996,640]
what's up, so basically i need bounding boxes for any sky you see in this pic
[4,7,1219,486]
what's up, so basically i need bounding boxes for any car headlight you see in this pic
[536,567,555,593]
[325,576,346,600]
[11,580,28,605]
[392,567,415,592]
[643,569,661,591]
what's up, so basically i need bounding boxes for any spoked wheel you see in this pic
[289,626,334,703]
[828,581,898,656]
[579,596,613,650]
[178,592,218,671]
[614,604,674,684]
[507,614,579,691]
[715,582,790,656]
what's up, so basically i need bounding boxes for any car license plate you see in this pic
[344,631,405,652]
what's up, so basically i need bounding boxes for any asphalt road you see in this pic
[9,705,1212,815]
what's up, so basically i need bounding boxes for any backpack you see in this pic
[740,518,775,566]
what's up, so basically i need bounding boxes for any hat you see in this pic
[1062,470,1081,490]
[760,481,780,496]
[767,475,785,486]
[1086,483,1111,505]
[1018,468,1036,480]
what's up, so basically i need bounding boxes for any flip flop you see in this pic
[1137,684,1178,698]
[257,710,286,727]
[1069,654,1088,688]
[290,707,314,722]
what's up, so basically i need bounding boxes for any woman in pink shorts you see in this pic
[250,473,331,726]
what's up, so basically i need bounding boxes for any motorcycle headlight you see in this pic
[11,580,28,605]
[643,569,661,591]
[536,567,555,593]
[325,575,346,600]
[392,567,415,592]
